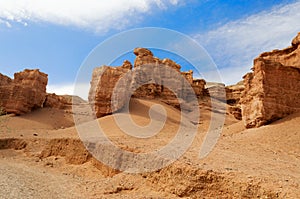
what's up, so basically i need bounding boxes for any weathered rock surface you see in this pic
[89,48,206,117]
[133,49,206,101]
[228,106,242,120]
[192,79,207,97]
[204,81,244,120]
[132,48,188,101]
[162,58,181,72]
[134,47,159,68]
[0,74,12,86]
[88,61,132,117]
[43,94,73,110]
[0,69,48,115]
[225,81,244,106]
[241,32,300,128]
[205,82,226,102]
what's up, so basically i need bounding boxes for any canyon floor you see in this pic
[0,98,299,198]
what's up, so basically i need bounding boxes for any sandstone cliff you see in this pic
[241,32,300,128]
[88,61,132,117]
[0,69,48,115]
[88,48,206,117]
[225,81,244,106]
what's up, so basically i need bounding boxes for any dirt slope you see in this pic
[0,99,299,198]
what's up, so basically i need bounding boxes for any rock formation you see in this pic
[192,79,207,97]
[225,81,244,106]
[44,93,72,110]
[88,61,132,117]
[205,83,226,102]
[203,82,244,120]
[89,48,206,117]
[224,81,244,120]
[0,73,12,85]
[0,69,48,115]
[241,32,300,128]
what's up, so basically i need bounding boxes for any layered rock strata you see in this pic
[0,69,48,115]
[88,61,132,117]
[89,48,206,117]
[241,32,300,128]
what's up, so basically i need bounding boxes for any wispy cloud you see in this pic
[194,1,300,85]
[0,0,181,33]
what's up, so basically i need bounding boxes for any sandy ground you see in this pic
[0,98,299,198]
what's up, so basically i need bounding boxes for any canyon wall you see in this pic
[241,32,300,128]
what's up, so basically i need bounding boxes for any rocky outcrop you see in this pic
[225,81,244,106]
[133,48,206,100]
[88,61,132,117]
[134,47,160,68]
[205,82,226,102]
[43,94,73,110]
[0,74,12,85]
[0,69,48,115]
[224,81,244,120]
[162,58,181,72]
[204,81,244,120]
[241,32,300,128]
[89,48,206,117]
[192,79,207,97]
[132,48,185,100]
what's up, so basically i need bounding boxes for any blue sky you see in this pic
[0,0,299,99]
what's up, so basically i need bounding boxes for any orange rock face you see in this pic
[44,93,71,110]
[89,48,206,117]
[226,81,244,105]
[0,69,48,115]
[225,81,244,120]
[241,32,300,128]
[0,73,12,85]
[88,61,132,117]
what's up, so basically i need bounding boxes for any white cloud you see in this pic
[0,0,180,33]
[194,1,300,85]
[5,21,12,28]
[47,83,90,100]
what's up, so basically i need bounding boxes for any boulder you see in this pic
[241,32,300,128]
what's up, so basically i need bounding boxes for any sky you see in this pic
[0,0,299,99]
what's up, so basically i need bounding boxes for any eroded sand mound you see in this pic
[0,99,299,198]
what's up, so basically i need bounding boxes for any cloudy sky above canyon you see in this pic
[0,0,299,98]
